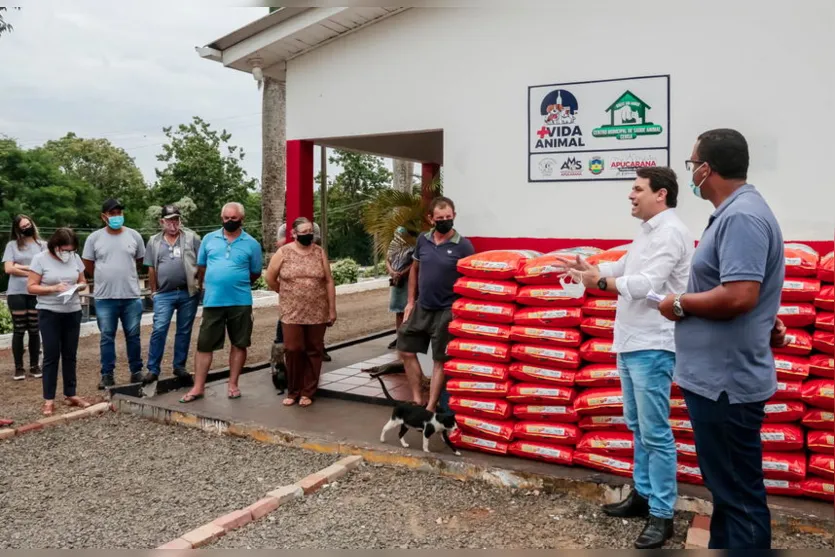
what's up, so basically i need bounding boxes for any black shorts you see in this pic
[197,305,253,353]
[396,305,453,362]
[6,294,37,311]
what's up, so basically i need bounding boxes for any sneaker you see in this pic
[129,372,146,384]
[173,368,191,379]
[29,366,43,379]
[13,368,25,381]
[387,340,397,350]
[98,375,115,390]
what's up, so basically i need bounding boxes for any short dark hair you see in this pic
[696,128,749,180]
[47,228,78,257]
[636,167,679,208]
[428,196,456,216]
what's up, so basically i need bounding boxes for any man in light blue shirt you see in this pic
[180,202,262,403]
[659,129,787,550]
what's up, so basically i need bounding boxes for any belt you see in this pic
[158,286,189,293]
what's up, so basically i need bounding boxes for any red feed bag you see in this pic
[584,245,630,298]
[677,463,704,485]
[760,424,805,451]
[800,478,835,502]
[781,278,821,303]
[445,379,512,399]
[582,298,618,318]
[771,380,803,401]
[809,354,834,378]
[815,284,835,311]
[455,414,515,443]
[761,452,807,482]
[575,365,621,388]
[457,250,540,280]
[516,285,586,308]
[574,452,633,478]
[816,311,834,332]
[807,431,835,454]
[448,429,509,456]
[812,330,834,354]
[669,397,689,417]
[576,431,634,457]
[772,329,813,356]
[509,440,574,465]
[808,454,834,481]
[506,383,575,404]
[802,378,835,409]
[763,400,807,423]
[818,251,834,283]
[453,277,518,302]
[513,421,582,445]
[511,344,582,370]
[444,359,509,382]
[580,317,615,339]
[783,243,819,277]
[578,415,630,432]
[514,306,582,328]
[513,404,579,423]
[765,479,804,497]
[776,303,817,328]
[670,418,694,438]
[508,362,576,387]
[452,298,516,324]
[676,439,699,462]
[509,325,583,348]
[574,388,624,416]
[773,355,810,381]
[579,339,617,364]
[671,382,683,396]
[446,339,511,364]
[802,409,834,430]
[448,396,512,420]
[515,253,572,285]
[448,320,511,343]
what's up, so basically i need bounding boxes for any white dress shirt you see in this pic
[597,208,695,354]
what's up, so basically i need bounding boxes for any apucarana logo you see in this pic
[610,154,658,175]
[588,157,604,175]
[535,89,585,149]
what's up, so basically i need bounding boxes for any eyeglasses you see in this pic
[684,160,707,172]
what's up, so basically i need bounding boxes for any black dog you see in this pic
[379,403,461,456]
[270,342,287,395]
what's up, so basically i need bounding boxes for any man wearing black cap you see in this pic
[82,198,147,388]
[138,205,202,383]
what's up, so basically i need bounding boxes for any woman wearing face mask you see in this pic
[3,214,47,381]
[27,228,90,416]
[264,217,337,407]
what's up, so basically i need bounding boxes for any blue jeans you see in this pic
[147,290,199,375]
[618,350,677,519]
[95,298,144,376]
[683,389,771,549]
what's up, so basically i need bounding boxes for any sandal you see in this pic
[179,392,204,404]
[42,401,55,417]
[299,397,314,407]
[64,396,91,409]
[282,397,297,406]
[228,388,242,399]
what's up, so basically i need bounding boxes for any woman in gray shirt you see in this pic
[2,214,46,380]
[27,228,90,416]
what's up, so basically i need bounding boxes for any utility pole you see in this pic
[320,145,328,254]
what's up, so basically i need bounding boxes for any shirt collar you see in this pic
[214,229,250,244]
[641,208,675,233]
[711,184,755,220]
[424,228,461,244]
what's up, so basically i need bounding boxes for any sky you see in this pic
[0,0,357,186]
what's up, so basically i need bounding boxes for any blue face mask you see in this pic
[689,163,708,200]
[107,215,125,230]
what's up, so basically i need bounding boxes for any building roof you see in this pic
[197,7,407,80]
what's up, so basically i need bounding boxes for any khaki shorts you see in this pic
[197,306,254,352]
[396,305,453,362]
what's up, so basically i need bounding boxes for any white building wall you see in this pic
[286,0,835,241]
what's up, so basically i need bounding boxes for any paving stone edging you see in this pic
[156,455,364,549]
[0,402,113,441]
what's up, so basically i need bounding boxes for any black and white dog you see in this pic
[379,403,461,456]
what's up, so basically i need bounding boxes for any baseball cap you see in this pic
[101,198,123,213]
[160,205,182,219]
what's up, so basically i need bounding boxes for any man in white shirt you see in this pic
[563,167,694,549]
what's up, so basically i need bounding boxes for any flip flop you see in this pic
[179,393,204,404]
[228,389,242,399]
[42,401,55,417]
[282,397,297,406]
[64,397,91,409]
[299,397,313,407]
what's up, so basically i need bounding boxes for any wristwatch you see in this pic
[673,294,685,318]
[597,277,608,292]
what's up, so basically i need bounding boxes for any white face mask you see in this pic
[58,251,73,264]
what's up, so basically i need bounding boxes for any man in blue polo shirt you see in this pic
[659,129,787,549]
[180,202,262,403]
[398,196,475,411]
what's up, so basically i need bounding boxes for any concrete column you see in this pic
[261,77,286,254]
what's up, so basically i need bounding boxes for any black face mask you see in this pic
[434,219,454,234]
[296,233,314,246]
[21,227,35,237]
[223,219,242,232]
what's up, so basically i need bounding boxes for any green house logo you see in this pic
[592,90,663,140]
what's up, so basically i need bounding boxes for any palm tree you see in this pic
[0,7,20,38]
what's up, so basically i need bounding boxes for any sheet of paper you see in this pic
[646,290,665,304]
[57,283,81,302]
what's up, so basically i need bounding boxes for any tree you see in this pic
[41,133,149,228]
[0,7,20,38]
[261,77,285,255]
[152,116,257,231]
[392,159,415,193]
[143,196,197,229]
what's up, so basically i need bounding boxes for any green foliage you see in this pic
[0,7,19,38]
[330,258,359,286]
[251,275,268,291]
[151,116,257,230]
[359,260,387,278]
[144,196,197,229]
[0,300,11,334]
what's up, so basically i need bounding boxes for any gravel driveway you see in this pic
[0,413,336,549]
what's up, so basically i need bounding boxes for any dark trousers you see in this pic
[7,294,39,370]
[39,310,82,400]
[683,389,771,549]
[282,323,327,399]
